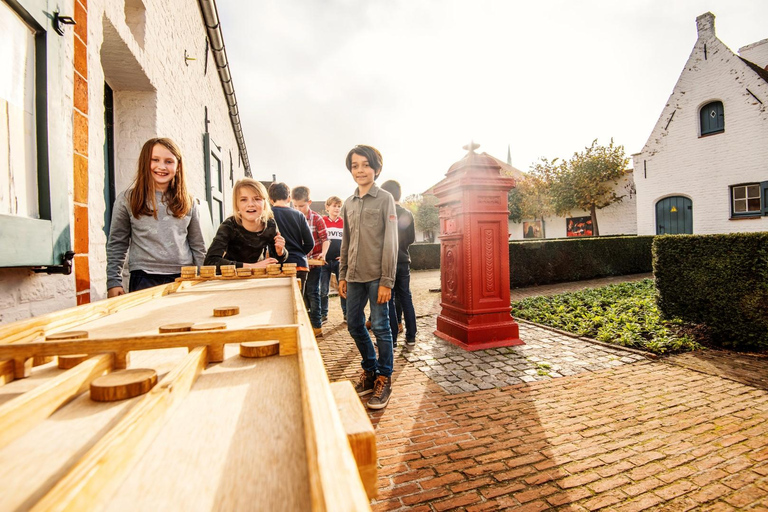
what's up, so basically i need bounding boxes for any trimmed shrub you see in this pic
[509,236,653,288]
[409,243,440,270]
[654,233,768,351]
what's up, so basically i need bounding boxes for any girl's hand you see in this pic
[274,233,285,255]
[108,286,125,298]
[339,280,347,299]
[246,258,279,269]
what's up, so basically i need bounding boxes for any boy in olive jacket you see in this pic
[339,145,398,410]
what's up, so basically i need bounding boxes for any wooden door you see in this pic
[656,196,693,234]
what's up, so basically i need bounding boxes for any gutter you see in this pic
[197,0,251,176]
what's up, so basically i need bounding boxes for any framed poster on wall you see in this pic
[566,216,593,237]
[523,220,544,239]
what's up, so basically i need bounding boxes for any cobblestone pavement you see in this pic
[318,270,768,511]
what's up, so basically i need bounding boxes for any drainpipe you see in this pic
[197,0,251,177]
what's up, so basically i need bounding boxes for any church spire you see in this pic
[507,144,512,165]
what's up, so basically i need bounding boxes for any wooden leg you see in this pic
[13,357,32,379]
[113,352,130,370]
[207,343,224,364]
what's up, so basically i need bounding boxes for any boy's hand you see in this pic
[108,286,125,298]
[339,280,347,299]
[377,285,391,304]
[246,258,278,268]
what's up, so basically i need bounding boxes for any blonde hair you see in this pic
[130,137,191,219]
[232,178,273,226]
[325,196,343,208]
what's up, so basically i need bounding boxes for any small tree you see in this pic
[544,139,629,236]
[414,194,439,243]
[507,169,552,224]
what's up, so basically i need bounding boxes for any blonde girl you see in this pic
[106,138,206,296]
[204,178,287,268]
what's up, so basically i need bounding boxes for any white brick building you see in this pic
[632,12,768,235]
[1,0,250,324]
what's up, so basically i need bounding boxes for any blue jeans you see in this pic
[320,259,346,318]
[388,262,417,342]
[346,280,393,377]
[129,270,179,292]
[303,267,322,328]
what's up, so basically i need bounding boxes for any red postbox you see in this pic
[433,143,523,350]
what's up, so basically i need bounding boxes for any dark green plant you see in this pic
[654,233,768,351]
[512,279,700,354]
[509,236,653,288]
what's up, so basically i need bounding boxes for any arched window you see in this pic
[700,101,724,136]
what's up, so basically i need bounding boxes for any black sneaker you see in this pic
[367,375,392,409]
[321,315,328,324]
[354,370,376,396]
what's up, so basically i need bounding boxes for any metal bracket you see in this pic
[33,251,76,275]
[53,11,76,36]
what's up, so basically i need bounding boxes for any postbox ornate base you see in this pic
[435,313,522,351]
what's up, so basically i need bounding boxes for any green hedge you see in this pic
[409,243,441,270]
[509,236,654,288]
[654,233,768,351]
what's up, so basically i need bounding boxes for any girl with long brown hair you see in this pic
[106,138,206,296]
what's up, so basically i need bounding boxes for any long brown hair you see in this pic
[232,178,273,226]
[129,138,192,219]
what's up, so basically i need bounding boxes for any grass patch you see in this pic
[511,279,701,355]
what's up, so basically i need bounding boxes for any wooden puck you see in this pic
[281,262,297,267]
[190,322,227,331]
[33,356,54,367]
[45,330,89,341]
[158,323,194,333]
[213,306,240,317]
[236,268,252,277]
[240,341,280,358]
[180,266,197,275]
[58,354,90,369]
[90,369,157,402]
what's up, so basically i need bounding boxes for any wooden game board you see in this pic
[0,277,373,511]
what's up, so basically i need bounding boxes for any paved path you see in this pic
[318,270,768,511]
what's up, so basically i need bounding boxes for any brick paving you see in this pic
[318,270,768,511]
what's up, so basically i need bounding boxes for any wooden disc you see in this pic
[190,322,227,331]
[158,323,194,333]
[213,306,239,317]
[32,356,54,367]
[240,341,280,358]
[58,354,90,369]
[90,369,158,402]
[45,330,89,341]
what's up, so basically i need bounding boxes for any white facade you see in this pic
[632,12,768,236]
[0,0,250,324]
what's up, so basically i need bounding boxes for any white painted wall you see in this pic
[508,173,637,240]
[632,13,768,235]
[1,0,249,324]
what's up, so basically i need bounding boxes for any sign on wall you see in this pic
[523,220,544,239]
[566,216,593,237]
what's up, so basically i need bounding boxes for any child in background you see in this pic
[268,182,315,306]
[204,178,286,269]
[106,137,206,296]
[339,145,397,410]
[320,196,346,323]
[291,186,329,336]
[380,180,417,348]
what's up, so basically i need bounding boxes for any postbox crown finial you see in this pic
[463,140,480,154]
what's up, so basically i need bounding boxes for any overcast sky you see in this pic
[216,0,768,203]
